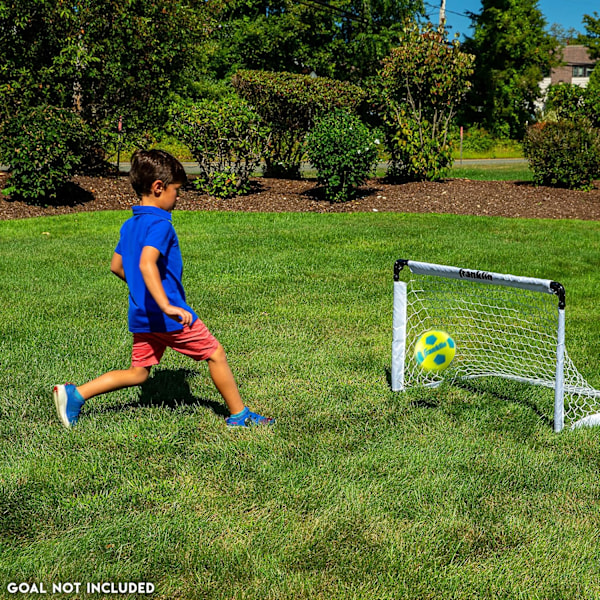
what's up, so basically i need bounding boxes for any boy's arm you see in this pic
[139,246,193,326]
[110,252,126,281]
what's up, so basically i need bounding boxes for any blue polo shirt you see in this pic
[115,205,198,333]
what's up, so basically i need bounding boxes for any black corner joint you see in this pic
[394,259,409,282]
[550,281,566,309]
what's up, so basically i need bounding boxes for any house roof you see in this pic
[562,45,595,66]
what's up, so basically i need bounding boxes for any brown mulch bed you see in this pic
[2,171,600,221]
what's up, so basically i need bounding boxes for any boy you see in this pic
[53,149,273,429]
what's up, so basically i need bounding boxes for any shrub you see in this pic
[545,84,590,122]
[523,120,600,191]
[544,82,600,129]
[458,126,496,154]
[169,97,269,198]
[196,171,242,200]
[0,105,93,202]
[306,110,379,202]
[232,70,366,178]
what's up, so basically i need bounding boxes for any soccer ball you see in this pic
[414,329,456,372]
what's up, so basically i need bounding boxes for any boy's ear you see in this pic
[150,180,165,195]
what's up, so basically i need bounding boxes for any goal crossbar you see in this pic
[392,259,600,432]
[394,259,565,304]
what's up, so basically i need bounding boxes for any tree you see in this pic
[548,23,581,45]
[0,0,207,143]
[462,0,558,139]
[201,0,425,83]
[577,12,600,59]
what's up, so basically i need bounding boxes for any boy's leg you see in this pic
[77,366,151,401]
[206,343,245,415]
[54,366,151,429]
[55,333,168,428]
[206,343,274,427]
[165,321,274,427]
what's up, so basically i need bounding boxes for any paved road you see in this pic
[0,157,528,174]
[108,157,528,175]
[452,158,527,166]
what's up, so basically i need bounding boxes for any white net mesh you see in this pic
[395,265,600,430]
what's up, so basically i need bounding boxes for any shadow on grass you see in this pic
[139,368,229,417]
[453,378,553,429]
[385,366,441,409]
[92,368,229,419]
[385,367,553,427]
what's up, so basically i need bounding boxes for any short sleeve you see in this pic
[144,219,174,256]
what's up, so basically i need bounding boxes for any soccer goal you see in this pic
[392,259,600,432]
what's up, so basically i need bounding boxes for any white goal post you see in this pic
[392,259,600,432]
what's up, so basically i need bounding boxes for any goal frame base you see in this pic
[571,414,600,430]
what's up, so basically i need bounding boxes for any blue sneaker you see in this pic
[53,384,85,428]
[226,407,275,428]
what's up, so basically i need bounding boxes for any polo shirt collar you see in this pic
[132,205,172,221]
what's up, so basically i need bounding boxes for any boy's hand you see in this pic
[164,305,193,327]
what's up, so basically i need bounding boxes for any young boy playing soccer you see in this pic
[53,149,273,429]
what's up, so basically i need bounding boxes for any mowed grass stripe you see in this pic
[1,210,599,599]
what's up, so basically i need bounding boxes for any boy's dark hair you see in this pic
[129,149,187,198]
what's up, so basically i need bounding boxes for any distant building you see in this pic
[551,45,596,86]
[537,45,598,112]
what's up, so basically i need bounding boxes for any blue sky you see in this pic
[430,0,598,39]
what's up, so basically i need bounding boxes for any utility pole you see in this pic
[439,0,446,29]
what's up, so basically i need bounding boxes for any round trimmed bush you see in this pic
[306,110,379,202]
[524,120,600,191]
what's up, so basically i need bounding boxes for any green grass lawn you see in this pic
[1,210,600,599]
[451,161,532,182]
[452,140,524,161]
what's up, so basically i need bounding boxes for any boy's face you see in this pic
[147,180,182,211]
[160,182,182,212]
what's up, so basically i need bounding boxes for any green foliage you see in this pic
[233,69,366,178]
[377,24,474,181]
[169,98,269,198]
[306,110,379,202]
[0,105,93,202]
[544,84,590,122]
[523,120,600,191]
[193,171,247,199]
[576,11,600,59]
[543,83,600,146]
[463,0,559,139]
[203,0,425,82]
[0,1,207,146]
[456,126,496,154]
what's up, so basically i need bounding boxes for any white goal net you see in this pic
[392,259,600,432]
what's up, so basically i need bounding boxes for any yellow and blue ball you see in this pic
[414,329,456,372]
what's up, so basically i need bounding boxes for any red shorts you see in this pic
[131,319,219,368]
